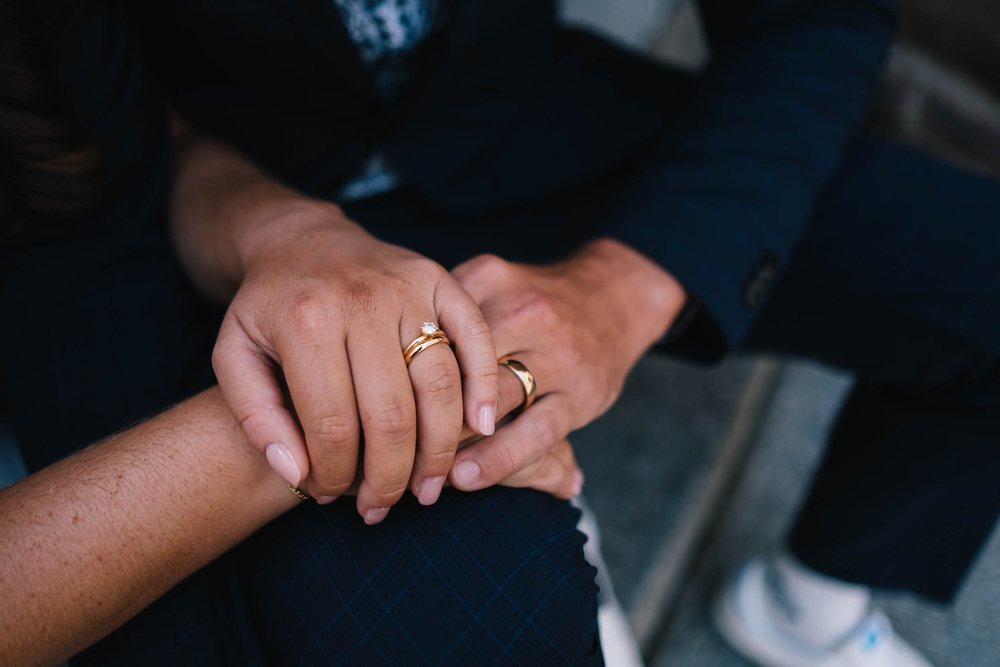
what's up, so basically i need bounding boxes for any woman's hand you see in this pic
[168,135,582,514]
[211,202,499,523]
[300,358,585,500]
[446,239,688,492]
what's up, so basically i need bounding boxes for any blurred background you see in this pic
[560,0,1000,665]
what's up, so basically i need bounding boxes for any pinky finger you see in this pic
[499,439,583,499]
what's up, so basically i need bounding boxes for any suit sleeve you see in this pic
[602,0,896,350]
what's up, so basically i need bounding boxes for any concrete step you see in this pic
[649,363,1000,667]
[572,355,784,651]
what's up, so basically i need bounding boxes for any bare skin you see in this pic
[170,136,502,524]
[169,131,686,520]
[449,239,688,491]
[0,367,565,667]
[0,389,292,667]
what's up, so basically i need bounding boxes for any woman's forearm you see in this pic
[169,134,350,301]
[0,388,297,667]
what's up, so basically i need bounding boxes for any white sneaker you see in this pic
[712,558,934,667]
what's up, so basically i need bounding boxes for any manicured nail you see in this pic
[477,404,496,436]
[364,507,390,525]
[571,470,585,497]
[417,476,446,506]
[265,442,301,487]
[316,495,339,505]
[453,460,481,488]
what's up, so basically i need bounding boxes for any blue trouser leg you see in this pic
[73,487,600,666]
[237,488,599,666]
[743,136,1000,601]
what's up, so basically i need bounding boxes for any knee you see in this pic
[240,487,600,665]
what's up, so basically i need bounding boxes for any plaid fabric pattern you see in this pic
[245,487,601,666]
[74,487,601,666]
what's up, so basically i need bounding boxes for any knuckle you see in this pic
[364,403,416,443]
[415,258,448,281]
[286,293,333,334]
[211,324,243,370]
[524,415,560,451]
[308,413,358,446]
[210,343,229,374]
[459,311,493,342]
[235,405,274,444]
[459,253,511,282]
[418,361,460,399]
[365,479,407,505]
[419,445,458,470]
[511,291,558,327]
[486,442,520,480]
[469,363,499,391]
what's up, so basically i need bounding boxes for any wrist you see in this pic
[575,238,688,346]
[235,198,357,277]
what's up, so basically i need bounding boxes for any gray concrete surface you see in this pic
[573,356,782,644]
[649,363,1000,667]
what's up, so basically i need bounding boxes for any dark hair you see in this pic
[0,1,102,240]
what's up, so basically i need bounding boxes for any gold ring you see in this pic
[288,485,313,501]
[498,356,537,412]
[403,321,452,366]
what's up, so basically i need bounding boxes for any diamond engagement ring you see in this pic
[403,321,451,365]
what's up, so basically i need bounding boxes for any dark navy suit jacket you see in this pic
[131,0,896,350]
[13,0,897,355]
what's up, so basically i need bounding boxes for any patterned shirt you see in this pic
[332,0,440,97]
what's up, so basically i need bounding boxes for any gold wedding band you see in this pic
[288,485,313,502]
[403,321,452,366]
[498,356,537,412]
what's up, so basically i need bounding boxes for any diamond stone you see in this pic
[421,322,439,335]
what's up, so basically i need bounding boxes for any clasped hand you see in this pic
[213,205,503,523]
[213,204,684,524]
[447,241,685,494]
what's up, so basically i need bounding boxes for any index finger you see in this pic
[436,280,498,438]
[456,358,532,447]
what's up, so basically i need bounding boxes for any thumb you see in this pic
[213,318,310,487]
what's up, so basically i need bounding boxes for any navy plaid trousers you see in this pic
[73,487,602,666]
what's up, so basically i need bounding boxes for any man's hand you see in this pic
[447,239,687,492]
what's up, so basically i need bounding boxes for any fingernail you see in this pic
[477,404,497,435]
[417,476,446,506]
[571,470,585,497]
[316,495,339,505]
[364,507,390,525]
[477,404,496,436]
[453,460,481,488]
[265,442,301,487]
